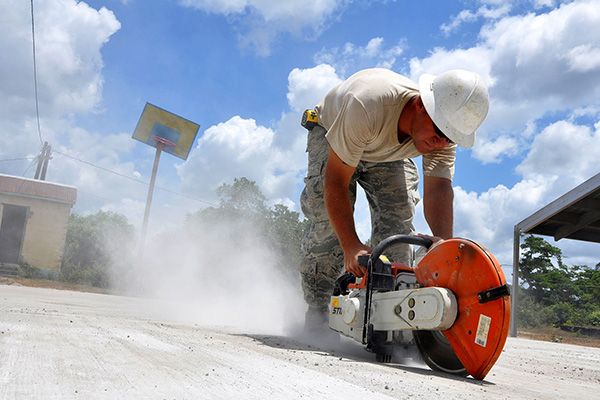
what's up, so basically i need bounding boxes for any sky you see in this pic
[1,0,600,277]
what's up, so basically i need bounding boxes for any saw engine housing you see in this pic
[328,236,511,380]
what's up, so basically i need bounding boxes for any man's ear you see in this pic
[416,96,425,111]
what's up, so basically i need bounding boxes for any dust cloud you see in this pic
[128,219,308,337]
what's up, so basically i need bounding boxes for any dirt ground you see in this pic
[5,276,600,348]
[2,280,600,399]
[518,326,600,348]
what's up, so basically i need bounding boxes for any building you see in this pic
[0,173,77,275]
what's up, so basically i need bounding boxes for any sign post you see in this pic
[132,103,200,259]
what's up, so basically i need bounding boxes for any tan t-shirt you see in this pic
[315,68,456,180]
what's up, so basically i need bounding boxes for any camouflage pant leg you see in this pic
[299,126,419,313]
[299,126,358,314]
[356,159,420,266]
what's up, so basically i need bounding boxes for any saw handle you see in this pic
[361,235,433,345]
[369,235,432,264]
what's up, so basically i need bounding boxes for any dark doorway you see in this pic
[0,204,29,264]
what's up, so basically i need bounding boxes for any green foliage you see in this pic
[519,235,576,304]
[267,203,310,269]
[217,177,269,214]
[542,302,575,326]
[18,262,41,279]
[516,287,545,328]
[517,234,600,330]
[588,310,600,327]
[61,210,135,288]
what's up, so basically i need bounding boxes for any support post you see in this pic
[510,226,521,337]
[138,143,164,260]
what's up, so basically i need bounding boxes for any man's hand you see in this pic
[344,244,373,278]
[414,233,445,252]
[414,233,444,245]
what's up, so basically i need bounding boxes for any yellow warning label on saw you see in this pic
[331,298,339,308]
[475,314,492,347]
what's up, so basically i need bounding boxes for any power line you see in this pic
[53,150,218,207]
[0,157,36,162]
[30,0,43,145]
[54,150,148,185]
[22,155,39,177]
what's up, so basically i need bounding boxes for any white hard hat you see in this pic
[418,69,489,148]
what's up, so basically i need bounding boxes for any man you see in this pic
[299,68,489,330]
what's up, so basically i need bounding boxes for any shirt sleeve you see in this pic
[324,94,372,168]
[422,144,457,181]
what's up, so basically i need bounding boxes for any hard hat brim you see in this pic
[418,73,476,149]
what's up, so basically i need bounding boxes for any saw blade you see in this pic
[414,330,468,376]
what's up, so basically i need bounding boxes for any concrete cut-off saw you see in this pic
[329,235,511,380]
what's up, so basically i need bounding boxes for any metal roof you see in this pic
[515,172,600,242]
[510,171,600,337]
[0,173,77,205]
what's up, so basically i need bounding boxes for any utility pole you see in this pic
[34,142,52,181]
[40,143,52,180]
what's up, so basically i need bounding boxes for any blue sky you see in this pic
[1,0,600,275]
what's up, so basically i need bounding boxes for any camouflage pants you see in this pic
[299,125,420,315]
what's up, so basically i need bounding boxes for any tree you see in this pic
[186,178,308,279]
[61,211,135,287]
[267,204,311,276]
[217,177,269,214]
[519,235,577,305]
[571,263,600,325]
[518,235,600,328]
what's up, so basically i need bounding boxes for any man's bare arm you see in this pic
[324,148,371,277]
[423,175,454,239]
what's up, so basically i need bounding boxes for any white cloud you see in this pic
[408,46,494,88]
[286,64,342,113]
[405,1,600,269]
[441,9,479,36]
[177,64,344,207]
[176,115,304,206]
[566,44,600,72]
[314,37,406,78]
[177,116,275,194]
[533,0,556,8]
[479,0,600,105]
[476,0,554,7]
[0,0,120,121]
[0,1,147,231]
[410,0,600,164]
[180,0,248,14]
[451,179,551,267]
[180,0,345,56]
[516,120,600,187]
[448,118,600,271]
[51,126,145,207]
[0,0,120,168]
[441,5,510,36]
[471,135,519,164]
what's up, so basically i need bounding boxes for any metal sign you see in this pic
[132,103,200,160]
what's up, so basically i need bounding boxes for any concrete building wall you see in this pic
[0,194,73,271]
